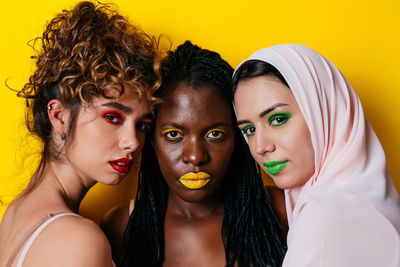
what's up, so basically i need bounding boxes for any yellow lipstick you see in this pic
[179,172,211,189]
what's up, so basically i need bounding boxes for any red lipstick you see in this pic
[109,158,133,173]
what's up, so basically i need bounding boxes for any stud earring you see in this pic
[47,106,52,110]
[61,133,66,140]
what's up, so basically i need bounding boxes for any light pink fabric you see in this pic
[234,44,400,266]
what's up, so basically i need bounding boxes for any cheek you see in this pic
[154,141,182,176]
[289,122,315,180]
[211,142,234,170]
[302,128,315,177]
[247,139,262,163]
[277,118,309,152]
[279,127,301,149]
[156,141,181,161]
[71,125,101,154]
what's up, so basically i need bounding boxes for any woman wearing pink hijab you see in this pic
[232,44,400,266]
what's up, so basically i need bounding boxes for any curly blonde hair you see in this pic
[18,1,162,194]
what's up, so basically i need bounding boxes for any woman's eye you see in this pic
[268,113,291,127]
[103,113,123,125]
[206,129,225,139]
[161,129,183,141]
[165,131,183,140]
[137,122,152,132]
[136,120,152,132]
[240,125,255,137]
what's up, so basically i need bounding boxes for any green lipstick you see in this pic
[263,160,288,175]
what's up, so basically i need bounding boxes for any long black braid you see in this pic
[123,41,286,267]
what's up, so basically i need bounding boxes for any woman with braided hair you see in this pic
[103,41,286,267]
[0,2,161,266]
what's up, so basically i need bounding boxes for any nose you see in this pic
[182,136,209,166]
[253,126,275,156]
[119,126,140,154]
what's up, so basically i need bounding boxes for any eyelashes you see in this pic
[205,128,225,139]
[102,110,153,132]
[161,128,226,141]
[240,125,255,137]
[239,112,291,137]
[161,128,183,140]
[102,111,124,125]
[268,113,291,127]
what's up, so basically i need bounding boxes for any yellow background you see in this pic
[1,0,399,223]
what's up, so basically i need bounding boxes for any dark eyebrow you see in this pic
[159,122,182,129]
[237,119,251,125]
[101,102,132,114]
[236,103,288,125]
[258,103,288,118]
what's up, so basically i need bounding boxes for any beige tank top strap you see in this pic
[6,212,79,267]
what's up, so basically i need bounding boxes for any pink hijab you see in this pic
[234,44,400,266]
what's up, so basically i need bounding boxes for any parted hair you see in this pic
[16,1,162,195]
[123,41,286,267]
[232,59,289,92]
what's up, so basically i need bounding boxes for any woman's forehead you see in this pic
[156,83,233,125]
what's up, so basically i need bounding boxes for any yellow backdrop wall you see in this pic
[1,0,399,222]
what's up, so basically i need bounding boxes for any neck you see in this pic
[41,161,93,213]
[167,189,224,219]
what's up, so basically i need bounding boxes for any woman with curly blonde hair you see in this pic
[0,2,161,266]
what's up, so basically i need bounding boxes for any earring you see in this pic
[61,133,66,140]
[47,106,52,110]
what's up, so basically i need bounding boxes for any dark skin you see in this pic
[102,82,288,265]
[154,83,233,266]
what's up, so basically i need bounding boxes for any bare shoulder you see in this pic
[25,214,114,267]
[101,202,131,264]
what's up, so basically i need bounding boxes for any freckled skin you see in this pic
[152,82,234,267]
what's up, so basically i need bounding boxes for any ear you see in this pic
[47,99,70,136]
